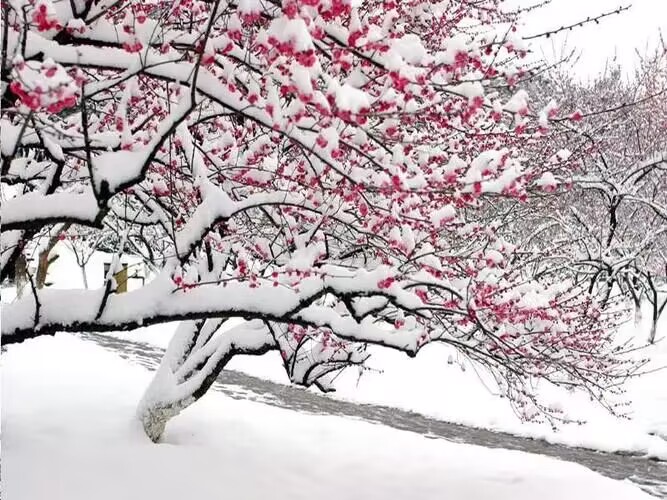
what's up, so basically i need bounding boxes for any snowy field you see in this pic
[7,245,667,460]
[2,333,656,500]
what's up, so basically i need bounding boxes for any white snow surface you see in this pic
[2,334,654,500]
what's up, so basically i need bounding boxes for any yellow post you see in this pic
[115,264,128,293]
[105,262,129,293]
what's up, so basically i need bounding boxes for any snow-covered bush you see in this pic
[0,0,641,440]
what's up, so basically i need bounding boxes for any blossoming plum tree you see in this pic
[0,0,639,441]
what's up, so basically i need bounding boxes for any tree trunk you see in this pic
[646,275,666,344]
[36,248,57,289]
[648,320,658,344]
[136,319,229,442]
[14,252,27,298]
[136,318,274,442]
[81,264,89,289]
[36,224,70,289]
[138,393,193,443]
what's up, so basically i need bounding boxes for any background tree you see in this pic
[515,44,667,343]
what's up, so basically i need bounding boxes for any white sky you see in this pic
[511,0,667,78]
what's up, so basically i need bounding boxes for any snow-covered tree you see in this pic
[516,46,667,343]
[1,0,640,441]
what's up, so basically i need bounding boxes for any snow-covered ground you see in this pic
[6,245,667,459]
[112,321,667,459]
[109,303,667,459]
[2,333,656,500]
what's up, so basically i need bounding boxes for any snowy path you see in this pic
[81,332,667,498]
